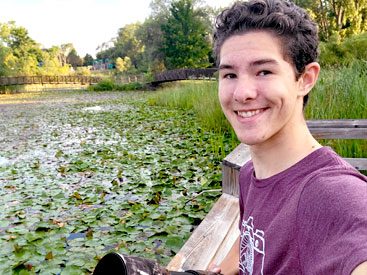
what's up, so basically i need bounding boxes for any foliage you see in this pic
[0,22,78,76]
[88,79,145,91]
[115,57,132,73]
[95,0,217,75]
[160,0,212,69]
[319,32,367,66]
[83,54,94,66]
[0,21,42,76]
[294,0,367,40]
[88,79,116,91]
[67,49,83,68]
[147,80,238,158]
[38,46,71,76]
[97,23,145,73]
[75,67,92,76]
[305,60,367,159]
[136,16,167,74]
[0,91,224,273]
[305,60,367,120]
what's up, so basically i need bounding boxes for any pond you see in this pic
[0,91,224,274]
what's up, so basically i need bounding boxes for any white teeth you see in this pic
[238,109,262,118]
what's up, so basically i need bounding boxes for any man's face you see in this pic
[218,31,305,147]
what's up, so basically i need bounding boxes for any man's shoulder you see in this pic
[298,160,367,217]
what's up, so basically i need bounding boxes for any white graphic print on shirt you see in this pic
[240,216,265,275]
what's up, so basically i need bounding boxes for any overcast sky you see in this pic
[0,0,235,57]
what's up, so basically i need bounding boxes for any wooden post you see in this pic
[222,143,251,197]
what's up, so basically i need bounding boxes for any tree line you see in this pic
[1,0,366,78]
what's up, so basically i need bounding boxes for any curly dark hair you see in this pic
[213,0,319,105]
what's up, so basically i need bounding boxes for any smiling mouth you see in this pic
[236,108,266,118]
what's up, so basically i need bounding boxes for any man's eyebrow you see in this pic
[218,64,234,70]
[218,59,279,70]
[250,58,279,67]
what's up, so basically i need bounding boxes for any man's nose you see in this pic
[233,76,257,103]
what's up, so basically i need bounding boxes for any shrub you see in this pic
[88,79,116,91]
[115,82,145,91]
[319,32,367,67]
[88,79,146,91]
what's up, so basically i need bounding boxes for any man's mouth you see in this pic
[236,108,265,118]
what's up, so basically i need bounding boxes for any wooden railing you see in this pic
[150,68,217,87]
[114,74,146,84]
[0,75,102,86]
[167,119,367,271]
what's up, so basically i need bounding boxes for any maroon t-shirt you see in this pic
[239,147,367,274]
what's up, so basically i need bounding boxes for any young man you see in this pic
[211,0,367,274]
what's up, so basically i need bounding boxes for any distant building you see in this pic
[92,59,114,70]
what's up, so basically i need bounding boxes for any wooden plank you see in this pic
[211,214,240,265]
[307,119,367,128]
[167,194,239,271]
[309,128,367,139]
[222,165,240,197]
[221,143,250,196]
[222,143,251,169]
[343,158,367,171]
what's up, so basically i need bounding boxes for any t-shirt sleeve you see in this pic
[297,170,367,274]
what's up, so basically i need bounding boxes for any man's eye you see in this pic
[223,73,236,79]
[258,70,271,76]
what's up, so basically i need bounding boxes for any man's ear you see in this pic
[298,62,320,96]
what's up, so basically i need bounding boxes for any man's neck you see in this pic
[250,120,322,179]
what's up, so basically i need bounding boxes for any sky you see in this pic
[0,0,235,58]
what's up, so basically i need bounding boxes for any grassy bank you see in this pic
[147,61,367,160]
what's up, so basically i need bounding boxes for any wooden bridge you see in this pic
[149,68,217,87]
[167,119,367,271]
[0,75,102,86]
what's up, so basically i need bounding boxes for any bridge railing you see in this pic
[151,68,217,86]
[113,74,146,84]
[0,75,102,86]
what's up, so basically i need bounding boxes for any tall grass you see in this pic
[147,81,227,131]
[305,60,367,119]
[305,60,367,159]
[147,62,366,160]
[146,81,239,158]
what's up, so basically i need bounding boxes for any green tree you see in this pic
[161,0,211,69]
[83,53,94,66]
[137,17,167,73]
[58,43,74,66]
[114,23,145,70]
[295,0,367,40]
[96,24,145,72]
[67,48,83,68]
[0,21,42,75]
[38,46,70,75]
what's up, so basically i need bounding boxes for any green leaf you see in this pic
[166,235,184,253]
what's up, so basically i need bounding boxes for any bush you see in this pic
[115,82,145,91]
[88,79,145,91]
[88,79,116,91]
[319,32,367,67]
